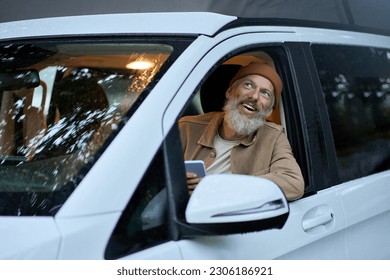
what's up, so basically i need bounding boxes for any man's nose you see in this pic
[248,90,259,101]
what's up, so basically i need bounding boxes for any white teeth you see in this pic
[243,104,256,111]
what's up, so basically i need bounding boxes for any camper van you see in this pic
[0,1,389,259]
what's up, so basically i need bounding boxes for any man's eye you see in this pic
[261,90,271,99]
[243,82,253,89]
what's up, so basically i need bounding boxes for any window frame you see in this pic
[283,42,341,192]
[309,42,390,184]
[174,41,322,196]
[175,43,316,196]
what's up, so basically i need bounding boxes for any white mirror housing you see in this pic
[185,174,289,224]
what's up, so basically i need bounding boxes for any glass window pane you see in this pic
[0,41,175,215]
[312,44,390,182]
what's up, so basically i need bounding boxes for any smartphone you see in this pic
[185,160,206,178]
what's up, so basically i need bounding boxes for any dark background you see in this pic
[1,0,390,33]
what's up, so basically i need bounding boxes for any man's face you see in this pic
[223,74,275,136]
[228,74,275,116]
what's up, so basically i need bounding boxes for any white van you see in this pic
[0,2,389,259]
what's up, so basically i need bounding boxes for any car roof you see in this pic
[0,13,236,40]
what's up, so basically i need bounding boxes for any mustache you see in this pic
[240,98,259,111]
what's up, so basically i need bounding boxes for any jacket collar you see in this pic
[198,112,257,148]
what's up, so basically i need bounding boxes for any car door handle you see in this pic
[302,212,334,231]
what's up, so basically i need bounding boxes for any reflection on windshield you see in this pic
[0,42,173,216]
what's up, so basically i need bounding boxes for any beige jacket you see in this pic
[179,112,304,201]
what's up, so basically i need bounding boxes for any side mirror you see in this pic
[184,174,289,235]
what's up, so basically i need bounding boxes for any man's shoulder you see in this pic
[179,112,222,126]
[255,122,287,144]
[262,121,284,133]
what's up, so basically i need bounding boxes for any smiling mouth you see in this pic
[242,103,257,112]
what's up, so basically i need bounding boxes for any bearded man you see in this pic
[179,62,304,201]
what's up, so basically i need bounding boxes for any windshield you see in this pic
[0,40,178,216]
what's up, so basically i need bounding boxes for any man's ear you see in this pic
[265,108,274,117]
[225,86,233,100]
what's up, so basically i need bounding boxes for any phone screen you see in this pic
[185,160,206,178]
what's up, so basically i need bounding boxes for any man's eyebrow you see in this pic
[241,77,255,84]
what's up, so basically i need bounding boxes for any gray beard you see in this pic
[223,98,269,136]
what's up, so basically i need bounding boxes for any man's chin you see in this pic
[228,116,265,136]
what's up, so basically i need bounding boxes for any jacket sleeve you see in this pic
[261,131,305,201]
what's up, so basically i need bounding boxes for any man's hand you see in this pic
[187,172,202,194]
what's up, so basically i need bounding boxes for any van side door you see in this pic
[163,30,348,259]
[310,42,390,259]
